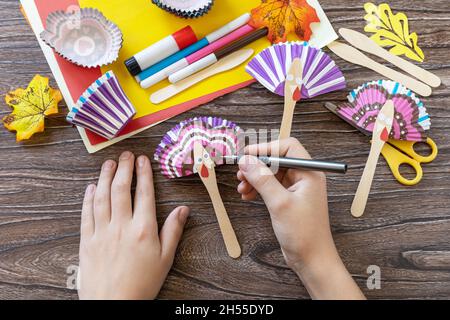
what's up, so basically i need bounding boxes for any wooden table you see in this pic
[0,0,449,300]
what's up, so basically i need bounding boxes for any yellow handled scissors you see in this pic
[325,103,438,186]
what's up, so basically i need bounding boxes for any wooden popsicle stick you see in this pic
[279,94,296,140]
[351,100,395,218]
[328,41,432,97]
[279,58,302,140]
[193,142,241,258]
[339,28,441,88]
[150,49,254,104]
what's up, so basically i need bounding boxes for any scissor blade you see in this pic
[324,102,372,137]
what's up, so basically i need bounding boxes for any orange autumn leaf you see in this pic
[250,0,320,43]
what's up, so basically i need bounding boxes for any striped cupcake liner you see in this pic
[154,116,242,179]
[67,71,136,139]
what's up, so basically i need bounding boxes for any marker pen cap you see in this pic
[140,59,188,89]
[169,53,218,83]
[125,26,197,76]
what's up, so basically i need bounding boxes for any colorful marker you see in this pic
[136,13,251,85]
[125,26,197,76]
[169,28,268,83]
[140,24,255,89]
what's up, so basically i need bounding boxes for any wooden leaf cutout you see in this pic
[3,75,62,141]
[364,2,425,62]
[249,0,320,44]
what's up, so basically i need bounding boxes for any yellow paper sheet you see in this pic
[79,0,337,119]
[78,0,264,118]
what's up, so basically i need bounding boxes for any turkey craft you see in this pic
[336,80,431,142]
[328,80,436,217]
[246,42,346,139]
[154,117,243,258]
[351,100,395,218]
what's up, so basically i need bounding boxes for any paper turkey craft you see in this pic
[336,80,431,142]
[154,117,243,258]
[246,42,346,139]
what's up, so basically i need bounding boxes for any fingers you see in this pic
[133,156,158,234]
[237,171,257,200]
[241,189,258,201]
[111,152,135,223]
[245,138,316,184]
[237,180,253,194]
[238,155,287,210]
[81,184,96,238]
[245,137,311,159]
[159,206,190,261]
[94,160,116,228]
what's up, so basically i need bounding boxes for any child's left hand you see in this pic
[78,151,190,300]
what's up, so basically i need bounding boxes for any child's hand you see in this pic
[78,152,189,300]
[237,138,364,299]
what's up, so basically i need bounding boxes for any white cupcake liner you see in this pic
[40,8,123,68]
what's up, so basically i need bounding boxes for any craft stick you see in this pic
[327,41,432,97]
[279,58,302,140]
[351,100,395,218]
[339,28,441,88]
[194,142,241,258]
[150,49,254,104]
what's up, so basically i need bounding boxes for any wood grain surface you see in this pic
[0,0,449,300]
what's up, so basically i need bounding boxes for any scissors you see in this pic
[324,103,438,186]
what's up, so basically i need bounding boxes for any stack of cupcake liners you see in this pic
[152,0,214,18]
[67,71,136,139]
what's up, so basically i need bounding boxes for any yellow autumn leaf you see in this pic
[3,75,62,141]
[363,2,425,62]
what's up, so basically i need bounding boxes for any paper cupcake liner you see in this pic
[67,71,136,140]
[152,0,214,18]
[40,8,123,68]
[154,116,242,179]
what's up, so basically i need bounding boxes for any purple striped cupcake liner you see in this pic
[67,71,136,139]
[246,41,346,99]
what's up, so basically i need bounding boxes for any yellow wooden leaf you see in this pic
[363,2,425,62]
[3,75,62,141]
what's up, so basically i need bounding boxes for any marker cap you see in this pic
[173,26,197,50]
[125,56,142,76]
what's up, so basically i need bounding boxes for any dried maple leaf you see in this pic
[250,0,320,43]
[3,75,62,141]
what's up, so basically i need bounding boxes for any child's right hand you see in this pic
[237,138,365,299]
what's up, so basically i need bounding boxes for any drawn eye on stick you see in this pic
[286,59,303,102]
[193,143,213,179]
